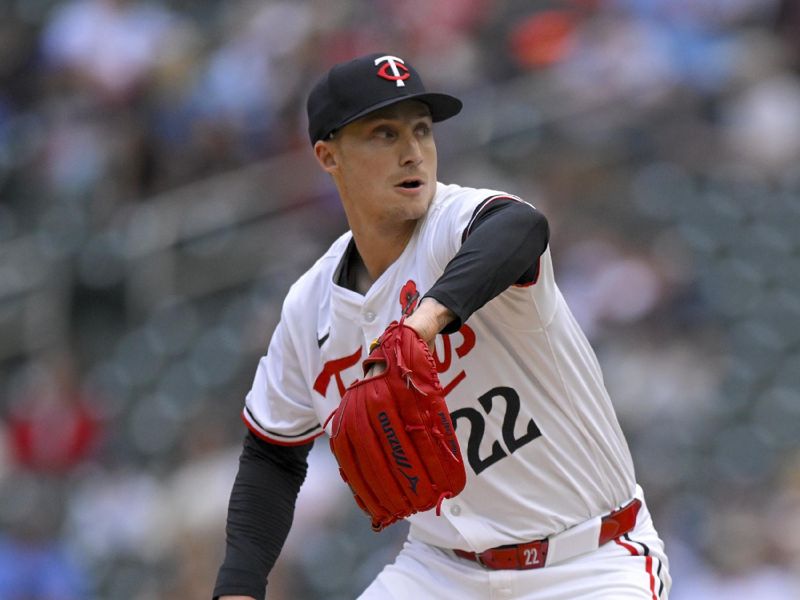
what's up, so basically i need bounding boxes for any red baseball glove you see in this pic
[328,320,466,531]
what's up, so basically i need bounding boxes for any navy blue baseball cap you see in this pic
[307,52,463,144]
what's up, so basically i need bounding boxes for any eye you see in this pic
[415,123,431,136]
[373,126,396,140]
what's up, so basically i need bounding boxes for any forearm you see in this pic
[425,200,548,333]
[213,432,312,600]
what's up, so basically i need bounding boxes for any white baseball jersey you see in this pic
[243,181,637,552]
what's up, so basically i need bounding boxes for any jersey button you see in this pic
[364,311,376,323]
[450,504,461,516]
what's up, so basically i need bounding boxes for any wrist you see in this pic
[404,297,454,344]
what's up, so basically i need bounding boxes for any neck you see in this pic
[350,219,417,283]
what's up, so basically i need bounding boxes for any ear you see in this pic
[314,140,338,174]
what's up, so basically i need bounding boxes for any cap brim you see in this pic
[326,92,462,139]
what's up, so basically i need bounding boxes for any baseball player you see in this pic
[214,53,671,599]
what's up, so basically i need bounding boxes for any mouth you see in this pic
[396,178,424,190]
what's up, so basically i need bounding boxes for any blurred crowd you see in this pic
[1,0,799,598]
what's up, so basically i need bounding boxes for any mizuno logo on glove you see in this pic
[378,411,419,494]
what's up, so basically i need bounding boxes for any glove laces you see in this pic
[435,491,454,516]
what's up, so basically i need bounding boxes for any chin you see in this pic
[387,200,428,224]
[408,193,434,218]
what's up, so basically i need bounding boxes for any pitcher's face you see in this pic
[315,100,437,226]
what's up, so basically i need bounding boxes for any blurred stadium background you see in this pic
[1,0,799,598]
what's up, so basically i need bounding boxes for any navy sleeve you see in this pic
[213,432,313,600]
[424,198,549,334]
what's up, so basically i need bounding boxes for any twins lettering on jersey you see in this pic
[314,279,544,475]
[312,322,474,399]
[313,347,362,398]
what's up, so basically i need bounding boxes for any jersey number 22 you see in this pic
[451,386,542,475]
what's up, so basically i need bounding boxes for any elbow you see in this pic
[522,207,549,255]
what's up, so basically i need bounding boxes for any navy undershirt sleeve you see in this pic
[425,198,549,334]
[213,432,312,600]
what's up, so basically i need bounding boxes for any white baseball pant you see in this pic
[358,488,671,599]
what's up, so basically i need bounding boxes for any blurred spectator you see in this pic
[558,234,666,338]
[0,534,87,600]
[375,0,490,88]
[669,507,800,599]
[41,0,180,104]
[776,0,800,69]
[721,73,800,172]
[188,1,315,160]
[508,8,582,69]
[5,355,103,473]
[552,12,677,116]
[0,475,89,600]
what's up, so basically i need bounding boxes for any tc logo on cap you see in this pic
[374,55,410,87]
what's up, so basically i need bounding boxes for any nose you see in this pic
[399,131,423,167]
